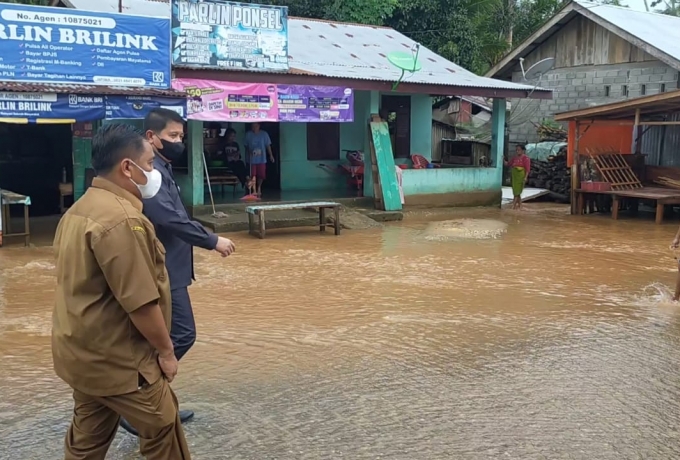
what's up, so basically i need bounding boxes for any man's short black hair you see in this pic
[517,144,527,151]
[144,108,184,133]
[91,123,146,174]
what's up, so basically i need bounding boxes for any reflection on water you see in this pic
[3,207,680,459]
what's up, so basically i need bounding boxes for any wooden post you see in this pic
[319,207,326,232]
[247,212,254,236]
[571,120,580,214]
[23,204,30,247]
[334,206,340,235]
[258,211,266,239]
[634,108,642,154]
[656,202,664,225]
[611,195,619,220]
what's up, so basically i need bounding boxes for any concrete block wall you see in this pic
[507,60,679,146]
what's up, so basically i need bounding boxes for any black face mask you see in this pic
[158,139,185,162]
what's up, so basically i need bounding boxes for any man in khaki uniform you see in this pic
[52,123,191,459]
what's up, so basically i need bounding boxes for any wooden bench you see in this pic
[206,174,239,196]
[246,201,341,239]
[1,189,31,247]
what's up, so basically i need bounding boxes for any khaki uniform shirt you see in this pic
[52,177,172,396]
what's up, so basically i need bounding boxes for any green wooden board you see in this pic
[370,122,403,211]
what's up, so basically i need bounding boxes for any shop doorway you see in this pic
[0,123,73,217]
[381,95,411,159]
[261,122,280,190]
[200,121,281,205]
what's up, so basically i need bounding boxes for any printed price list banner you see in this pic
[171,0,288,72]
[0,3,171,88]
[278,85,354,122]
[173,78,279,122]
[173,79,356,122]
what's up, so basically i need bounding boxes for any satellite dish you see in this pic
[387,51,422,72]
[520,57,555,81]
[386,44,422,91]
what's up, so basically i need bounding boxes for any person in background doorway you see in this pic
[223,128,248,190]
[244,122,274,197]
[505,144,530,210]
[52,123,191,459]
[115,108,235,437]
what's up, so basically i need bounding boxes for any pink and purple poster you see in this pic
[277,85,354,122]
[172,79,279,122]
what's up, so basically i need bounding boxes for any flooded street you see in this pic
[3,206,680,459]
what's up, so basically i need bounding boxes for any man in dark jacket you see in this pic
[119,108,235,436]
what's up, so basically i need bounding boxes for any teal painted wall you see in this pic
[277,90,436,195]
[401,167,501,196]
[280,90,372,191]
[399,98,507,201]
[409,93,433,160]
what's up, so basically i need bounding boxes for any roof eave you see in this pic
[173,68,552,99]
[554,90,680,121]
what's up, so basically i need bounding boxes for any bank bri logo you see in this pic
[0,3,172,88]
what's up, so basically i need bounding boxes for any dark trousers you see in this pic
[170,287,196,361]
[226,160,248,186]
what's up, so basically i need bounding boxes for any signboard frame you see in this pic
[0,2,172,88]
[171,0,289,72]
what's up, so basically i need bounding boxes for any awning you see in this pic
[0,83,187,124]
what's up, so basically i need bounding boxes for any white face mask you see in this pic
[130,162,162,199]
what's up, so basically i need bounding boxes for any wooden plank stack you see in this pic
[654,177,680,190]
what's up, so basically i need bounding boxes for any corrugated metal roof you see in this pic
[286,18,543,92]
[0,82,185,97]
[575,0,680,63]
[62,0,547,95]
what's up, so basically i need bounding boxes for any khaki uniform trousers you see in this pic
[64,376,191,460]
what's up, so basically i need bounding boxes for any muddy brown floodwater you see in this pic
[3,206,680,459]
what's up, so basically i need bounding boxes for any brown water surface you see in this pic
[2,206,680,459]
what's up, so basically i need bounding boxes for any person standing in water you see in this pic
[113,108,235,437]
[505,144,530,210]
[244,122,275,197]
[52,123,191,458]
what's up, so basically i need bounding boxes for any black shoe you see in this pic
[119,417,139,436]
[179,410,195,424]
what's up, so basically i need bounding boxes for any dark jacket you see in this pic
[143,155,218,290]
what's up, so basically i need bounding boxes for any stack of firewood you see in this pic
[526,150,571,202]
[534,121,568,142]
